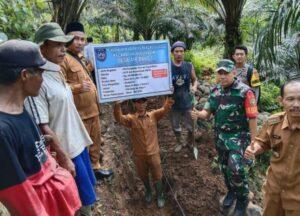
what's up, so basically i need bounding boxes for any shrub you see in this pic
[259,82,282,113]
[184,46,222,77]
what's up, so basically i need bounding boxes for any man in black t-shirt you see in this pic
[0,40,81,215]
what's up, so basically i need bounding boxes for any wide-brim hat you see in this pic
[216,59,234,73]
[35,22,74,45]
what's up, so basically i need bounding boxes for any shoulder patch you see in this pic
[267,112,285,126]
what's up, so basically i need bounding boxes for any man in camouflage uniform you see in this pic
[191,59,258,216]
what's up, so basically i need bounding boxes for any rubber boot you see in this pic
[143,180,152,204]
[155,180,165,208]
[222,190,236,208]
[174,133,183,152]
[233,198,249,216]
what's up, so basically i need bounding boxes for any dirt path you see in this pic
[95,101,226,216]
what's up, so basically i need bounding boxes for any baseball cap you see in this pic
[216,59,234,73]
[35,22,74,45]
[0,39,59,71]
[171,41,186,52]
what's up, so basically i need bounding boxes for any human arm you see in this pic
[191,109,211,120]
[0,133,48,215]
[152,97,175,121]
[244,122,271,159]
[190,65,198,93]
[39,124,76,177]
[250,68,261,102]
[244,90,258,142]
[60,60,92,94]
[113,101,132,127]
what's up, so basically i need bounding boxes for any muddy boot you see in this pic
[143,180,152,204]
[155,180,165,208]
[174,133,183,152]
[222,190,236,208]
[233,198,249,216]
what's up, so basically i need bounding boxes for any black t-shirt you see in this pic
[0,109,47,190]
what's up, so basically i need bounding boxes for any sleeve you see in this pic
[244,90,258,118]
[152,100,173,121]
[255,122,271,151]
[24,89,49,125]
[0,132,48,215]
[113,104,132,128]
[60,60,83,95]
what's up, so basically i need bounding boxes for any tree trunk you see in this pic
[221,0,245,58]
[51,0,88,31]
[224,17,242,58]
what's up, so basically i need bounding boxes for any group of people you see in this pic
[0,20,299,216]
[0,21,113,216]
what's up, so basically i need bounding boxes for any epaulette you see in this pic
[267,112,285,126]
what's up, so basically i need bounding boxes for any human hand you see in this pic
[191,110,199,120]
[164,97,174,108]
[59,157,76,177]
[82,80,92,92]
[244,141,256,160]
[115,100,124,105]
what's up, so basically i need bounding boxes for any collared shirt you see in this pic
[60,52,99,120]
[114,105,170,155]
[25,68,92,159]
[256,112,300,210]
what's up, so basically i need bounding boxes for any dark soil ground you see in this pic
[94,99,226,216]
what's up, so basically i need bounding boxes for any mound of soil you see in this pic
[95,99,226,216]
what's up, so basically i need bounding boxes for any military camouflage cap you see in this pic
[35,22,74,45]
[216,59,234,73]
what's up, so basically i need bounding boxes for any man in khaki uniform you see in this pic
[245,79,300,216]
[60,21,113,180]
[114,97,174,208]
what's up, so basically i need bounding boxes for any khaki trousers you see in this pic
[133,154,162,182]
[263,191,300,216]
[83,116,101,170]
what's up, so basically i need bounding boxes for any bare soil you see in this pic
[95,99,226,216]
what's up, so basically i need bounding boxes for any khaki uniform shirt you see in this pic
[60,52,99,120]
[114,105,170,156]
[256,112,300,210]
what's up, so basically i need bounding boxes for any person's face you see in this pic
[134,100,147,113]
[217,70,234,88]
[41,41,66,64]
[22,68,44,96]
[67,31,86,54]
[232,49,247,65]
[172,47,185,62]
[281,83,300,118]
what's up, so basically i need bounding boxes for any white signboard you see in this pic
[92,40,172,103]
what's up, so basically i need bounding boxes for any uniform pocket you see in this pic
[69,66,84,82]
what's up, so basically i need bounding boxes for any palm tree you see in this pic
[255,0,300,79]
[196,0,247,58]
[92,0,207,45]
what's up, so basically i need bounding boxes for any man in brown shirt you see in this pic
[60,21,113,180]
[245,79,300,216]
[114,97,174,208]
